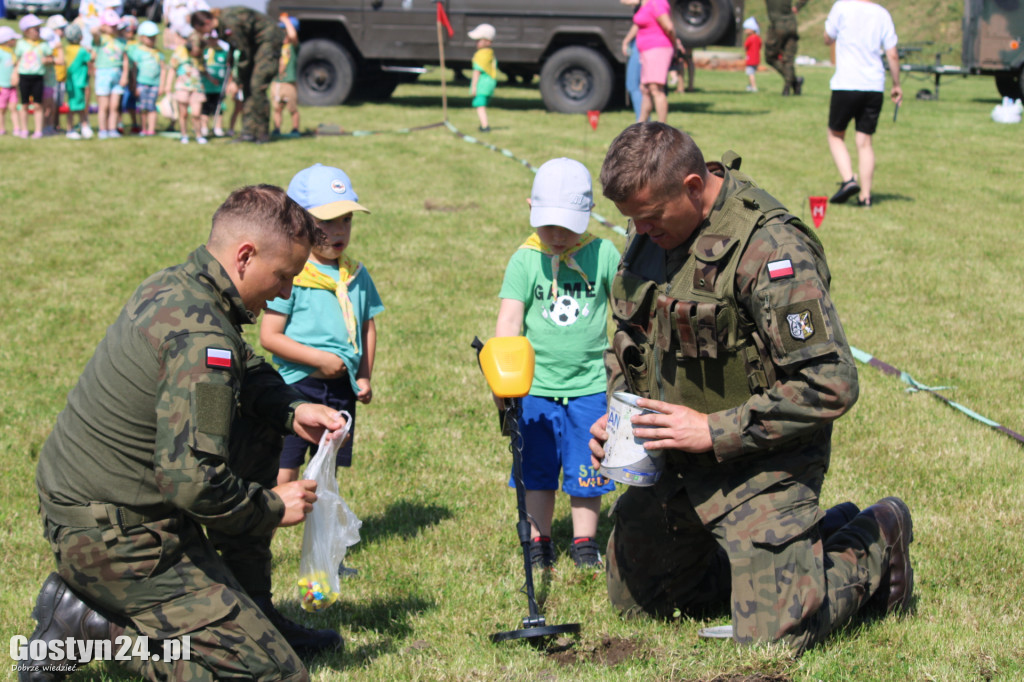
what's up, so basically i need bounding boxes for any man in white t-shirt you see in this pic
[824,0,902,207]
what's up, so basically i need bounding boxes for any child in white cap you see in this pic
[743,16,761,93]
[467,22,496,132]
[13,15,54,138]
[61,22,94,139]
[0,26,22,136]
[261,164,385,579]
[493,158,621,571]
[128,20,165,136]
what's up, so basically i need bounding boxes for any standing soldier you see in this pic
[764,0,807,95]
[589,123,914,653]
[22,186,345,681]
[191,7,283,143]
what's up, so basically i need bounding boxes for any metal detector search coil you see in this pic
[480,336,534,398]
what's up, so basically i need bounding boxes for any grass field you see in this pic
[2,55,1023,682]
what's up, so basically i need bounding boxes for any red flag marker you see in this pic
[586,110,600,130]
[436,1,453,38]
[809,196,827,228]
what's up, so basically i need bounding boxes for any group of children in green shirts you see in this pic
[268,156,618,577]
[0,10,301,142]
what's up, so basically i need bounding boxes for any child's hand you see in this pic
[356,378,372,404]
[318,351,347,379]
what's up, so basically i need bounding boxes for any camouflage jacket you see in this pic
[765,0,807,22]
[607,159,859,464]
[216,6,283,71]
[36,247,304,537]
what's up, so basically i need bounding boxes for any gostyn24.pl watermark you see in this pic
[10,635,191,671]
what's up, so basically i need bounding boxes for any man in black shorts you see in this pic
[823,0,902,207]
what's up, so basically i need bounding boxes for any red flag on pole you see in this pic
[587,110,600,130]
[436,1,453,38]
[809,196,827,228]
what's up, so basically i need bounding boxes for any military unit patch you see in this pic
[767,259,794,280]
[787,311,815,341]
[206,347,232,369]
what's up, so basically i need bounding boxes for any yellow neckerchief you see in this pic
[292,255,363,353]
[472,47,496,79]
[519,232,596,299]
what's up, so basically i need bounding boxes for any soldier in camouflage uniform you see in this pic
[589,123,914,653]
[23,186,348,681]
[191,8,284,142]
[764,0,807,95]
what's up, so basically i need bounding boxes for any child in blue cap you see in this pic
[260,164,385,574]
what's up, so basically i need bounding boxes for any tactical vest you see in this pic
[610,153,821,415]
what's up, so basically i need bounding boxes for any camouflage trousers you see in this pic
[38,417,304,679]
[236,29,285,139]
[605,444,888,654]
[764,17,799,87]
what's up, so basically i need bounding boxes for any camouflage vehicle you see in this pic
[962,0,1024,99]
[264,0,744,113]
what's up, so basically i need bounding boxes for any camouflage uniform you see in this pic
[34,246,308,679]
[764,0,807,92]
[216,6,285,140]
[604,154,891,653]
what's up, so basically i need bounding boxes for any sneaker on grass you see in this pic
[529,536,556,570]
[569,537,603,569]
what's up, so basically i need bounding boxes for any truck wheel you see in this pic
[673,0,733,47]
[297,39,356,107]
[995,66,1023,100]
[539,46,614,114]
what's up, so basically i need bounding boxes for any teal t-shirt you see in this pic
[15,39,52,76]
[128,44,163,86]
[266,261,385,392]
[94,34,126,70]
[498,236,620,398]
[0,47,14,87]
[66,45,92,90]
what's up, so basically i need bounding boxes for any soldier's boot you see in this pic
[20,573,124,682]
[793,76,804,95]
[820,501,860,541]
[252,595,343,658]
[857,497,914,614]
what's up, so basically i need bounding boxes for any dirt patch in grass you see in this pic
[704,675,792,682]
[547,635,644,667]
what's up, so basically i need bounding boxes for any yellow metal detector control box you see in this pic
[480,337,535,398]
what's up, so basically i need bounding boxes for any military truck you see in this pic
[962,0,1024,99]
[264,0,744,113]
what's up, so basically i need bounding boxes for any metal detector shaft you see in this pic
[507,397,543,625]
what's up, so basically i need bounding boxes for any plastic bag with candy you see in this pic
[296,415,362,612]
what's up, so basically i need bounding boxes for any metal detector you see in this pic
[472,336,581,644]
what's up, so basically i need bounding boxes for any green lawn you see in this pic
[2,63,1022,681]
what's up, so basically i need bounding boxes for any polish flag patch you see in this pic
[767,259,794,280]
[206,347,233,369]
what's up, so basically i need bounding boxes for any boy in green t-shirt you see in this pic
[128,21,165,137]
[61,23,94,139]
[271,15,300,137]
[493,158,620,571]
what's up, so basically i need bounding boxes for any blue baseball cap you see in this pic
[287,164,370,220]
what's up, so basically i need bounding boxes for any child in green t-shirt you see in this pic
[128,21,165,137]
[468,23,496,133]
[493,158,621,571]
[61,23,94,139]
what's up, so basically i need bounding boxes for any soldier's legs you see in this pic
[606,482,731,619]
[764,25,784,77]
[242,36,284,140]
[44,516,306,680]
[781,32,799,87]
[715,474,888,653]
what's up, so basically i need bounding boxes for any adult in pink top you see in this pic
[621,0,686,123]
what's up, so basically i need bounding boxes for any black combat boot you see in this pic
[857,497,914,614]
[19,573,122,682]
[252,595,344,658]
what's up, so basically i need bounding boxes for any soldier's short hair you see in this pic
[190,9,214,30]
[209,184,323,249]
[600,123,707,204]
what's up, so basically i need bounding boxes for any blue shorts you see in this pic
[121,85,137,111]
[510,393,615,497]
[279,375,357,470]
[135,84,159,112]
[94,68,123,97]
